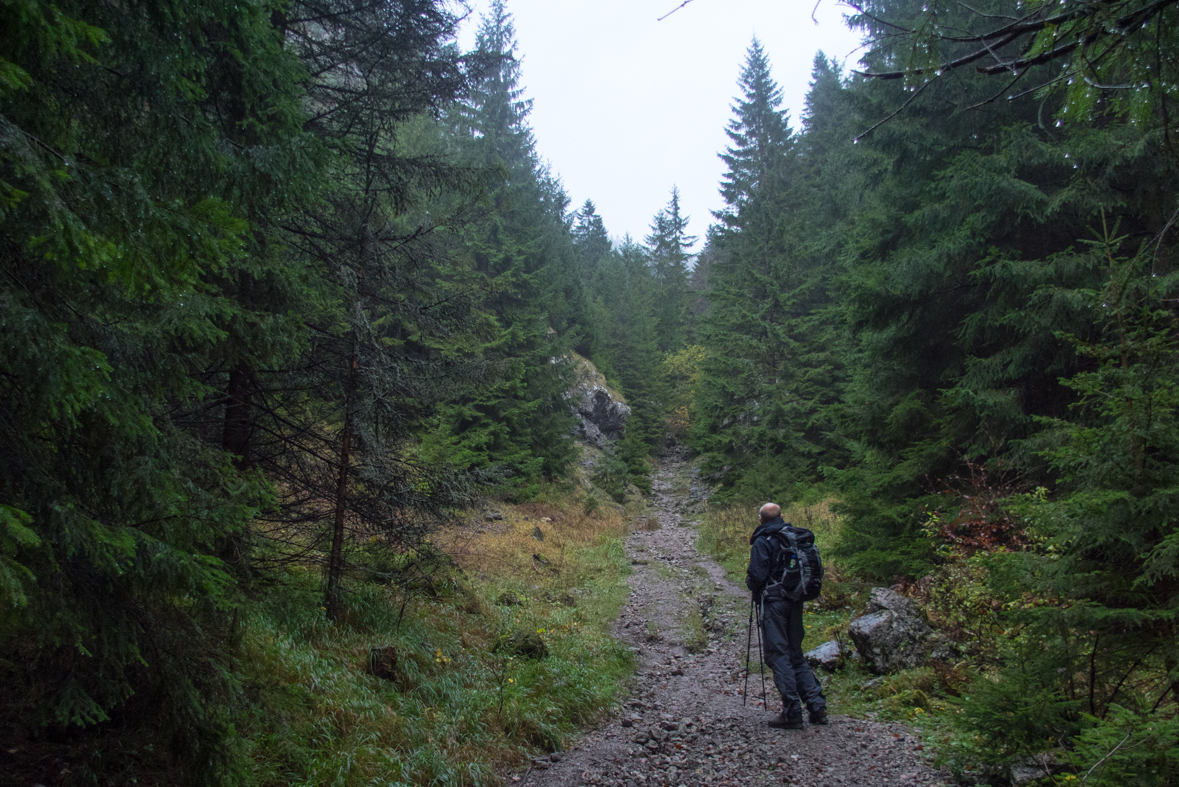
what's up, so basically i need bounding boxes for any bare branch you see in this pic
[854,29,1022,79]
[657,0,697,22]
[853,78,934,143]
[955,2,1020,23]
[964,69,1027,110]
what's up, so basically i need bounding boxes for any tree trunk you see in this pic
[325,343,358,621]
[222,365,253,469]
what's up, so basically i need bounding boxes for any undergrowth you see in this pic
[235,494,634,786]
[700,485,1179,787]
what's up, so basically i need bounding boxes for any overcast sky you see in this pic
[457,0,866,247]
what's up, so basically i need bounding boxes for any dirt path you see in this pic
[519,455,949,787]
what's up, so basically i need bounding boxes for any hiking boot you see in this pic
[808,708,828,725]
[767,711,804,730]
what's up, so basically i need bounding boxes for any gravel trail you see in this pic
[518,455,950,787]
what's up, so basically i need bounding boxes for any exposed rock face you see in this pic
[804,640,844,672]
[568,355,630,446]
[848,587,934,674]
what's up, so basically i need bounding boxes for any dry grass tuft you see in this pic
[435,501,627,588]
[636,515,661,532]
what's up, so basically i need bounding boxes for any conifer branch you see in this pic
[856,0,1179,79]
[852,78,932,143]
[1081,733,1133,783]
[1008,72,1069,103]
[964,70,1026,110]
[853,29,1022,79]
[841,2,916,34]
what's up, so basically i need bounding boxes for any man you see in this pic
[746,502,828,729]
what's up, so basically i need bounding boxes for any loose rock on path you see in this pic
[519,455,949,787]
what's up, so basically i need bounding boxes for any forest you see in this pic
[1,0,1176,785]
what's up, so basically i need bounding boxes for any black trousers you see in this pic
[760,596,826,717]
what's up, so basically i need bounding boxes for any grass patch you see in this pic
[236,496,634,786]
[650,559,673,580]
[697,499,846,587]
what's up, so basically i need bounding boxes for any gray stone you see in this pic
[574,388,630,446]
[847,587,933,674]
[926,631,957,661]
[863,586,923,618]
[1010,753,1056,786]
[568,356,631,446]
[804,640,843,672]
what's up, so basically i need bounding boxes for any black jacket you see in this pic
[746,516,791,596]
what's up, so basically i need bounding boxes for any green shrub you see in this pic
[591,443,631,503]
[950,640,1083,768]
[1069,705,1179,787]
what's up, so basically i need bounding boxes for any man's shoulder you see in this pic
[754,519,790,538]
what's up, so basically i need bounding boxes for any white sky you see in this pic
[457,0,866,247]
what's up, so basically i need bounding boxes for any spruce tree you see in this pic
[692,39,807,500]
[571,199,615,364]
[422,0,577,493]
[572,199,613,284]
[0,0,314,778]
[595,238,666,480]
[828,0,1169,575]
[645,186,697,353]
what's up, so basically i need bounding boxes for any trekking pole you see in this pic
[743,596,754,706]
[754,597,767,709]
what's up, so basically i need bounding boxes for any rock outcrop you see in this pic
[847,587,934,674]
[568,354,630,446]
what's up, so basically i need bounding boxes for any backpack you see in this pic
[763,525,823,602]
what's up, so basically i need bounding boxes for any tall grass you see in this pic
[697,500,845,582]
[235,498,634,786]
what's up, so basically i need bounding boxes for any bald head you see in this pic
[759,502,781,523]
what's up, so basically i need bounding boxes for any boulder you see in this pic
[567,355,630,446]
[848,587,933,674]
[804,640,843,672]
[863,586,923,618]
